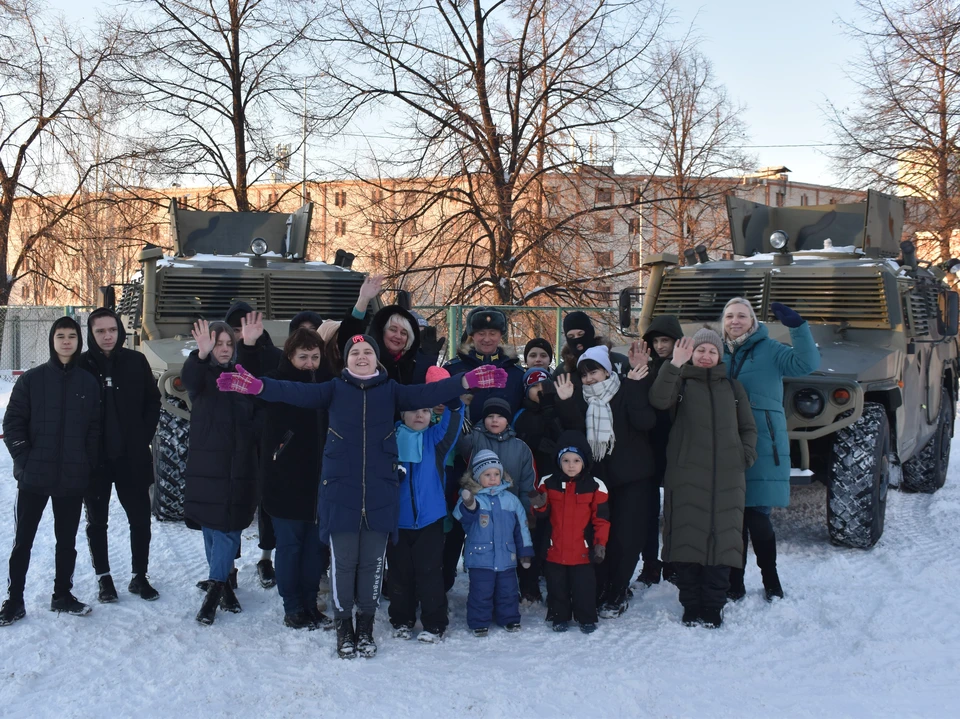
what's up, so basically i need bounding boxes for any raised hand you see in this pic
[771,302,804,328]
[629,339,650,370]
[671,337,695,367]
[192,319,215,359]
[627,363,649,381]
[215,364,264,395]
[554,373,574,400]
[460,487,477,510]
[355,274,384,313]
[241,311,264,347]
[462,365,508,389]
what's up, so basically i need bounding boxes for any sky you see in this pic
[42,0,864,188]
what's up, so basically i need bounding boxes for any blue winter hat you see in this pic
[472,449,503,478]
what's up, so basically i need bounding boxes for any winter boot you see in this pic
[196,582,223,625]
[128,574,160,601]
[579,622,597,634]
[50,593,92,616]
[97,575,119,604]
[551,621,568,633]
[681,606,700,627]
[417,628,444,643]
[392,624,414,640]
[598,592,629,619]
[661,562,678,585]
[727,568,746,601]
[335,616,358,659]
[219,581,242,613]
[473,627,489,637]
[284,611,315,630]
[636,560,662,587]
[228,568,238,589]
[308,606,334,630]
[504,622,522,632]
[355,612,377,658]
[754,536,784,601]
[700,607,723,628]
[257,559,276,589]
[0,597,26,626]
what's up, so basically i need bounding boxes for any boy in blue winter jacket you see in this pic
[389,367,464,643]
[454,450,534,636]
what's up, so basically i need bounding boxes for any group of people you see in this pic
[0,274,820,660]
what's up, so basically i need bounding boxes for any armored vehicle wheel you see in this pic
[827,403,890,549]
[152,401,190,521]
[901,388,953,494]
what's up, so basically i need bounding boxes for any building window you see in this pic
[595,187,613,204]
[22,286,31,302]
[150,225,159,243]
[828,197,836,205]
[594,250,613,268]
[800,194,808,206]
[628,250,640,268]
[597,284,612,295]
[631,187,644,205]
[371,222,381,237]
[334,190,347,208]
[72,256,81,272]
[775,191,786,207]
[372,189,384,203]
[305,190,312,201]
[403,250,416,266]
[335,219,347,236]
[371,251,383,266]
[628,218,641,235]
[268,192,277,206]
[595,218,613,234]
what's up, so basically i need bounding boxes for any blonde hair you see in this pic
[383,313,415,353]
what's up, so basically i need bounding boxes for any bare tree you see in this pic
[316,0,671,307]
[636,44,753,258]
[117,0,325,212]
[829,0,960,261]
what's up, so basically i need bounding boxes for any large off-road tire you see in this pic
[827,403,890,549]
[152,400,190,521]
[901,388,953,493]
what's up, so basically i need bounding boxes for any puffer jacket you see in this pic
[3,318,100,497]
[181,350,259,532]
[650,361,758,568]
[723,322,819,507]
[454,473,534,571]
[258,368,467,542]
[444,343,525,425]
[397,404,464,530]
[457,425,536,513]
[642,315,684,479]
[533,430,611,566]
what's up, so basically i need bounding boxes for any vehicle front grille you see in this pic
[268,274,366,319]
[156,273,266,319]
[767,271,889,327]
[654,273,765,322]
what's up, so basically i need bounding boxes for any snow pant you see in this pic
[544,561,598,624]
[641,480,662,565]
[7,488,83,600]
[674,562,730,612]
[595,481,649,601]
[387,519,448,633]
[258,503,276,552]
[273,517,327,616]
[202,527,242,583]
[329,528,388,619]
[84,461,152,576]
[466,567,520,630]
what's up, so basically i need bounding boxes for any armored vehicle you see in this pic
[621,190,959,548]
[114,201,375,520]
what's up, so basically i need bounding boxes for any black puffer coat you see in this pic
[258,357,332,521]
[513,386,567,480]
[340,304,439,385]
[642,314,684,478]
[3,318,101,497]
[80,308,161,486]
[181,350,258,532]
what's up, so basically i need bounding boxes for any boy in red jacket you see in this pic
[531,430,610,634]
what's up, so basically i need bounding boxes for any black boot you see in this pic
[636,560,662,587]
[754,536,784,601]
[219,580,242,613]
[97,575,118,604]
[681,605,700,627]
[257,559,276,589]
[0,597,26,626]
[727,568,746,601]
[355,612,377,658]
[700,607,723,628]
[335,616,357,659]
[661,562,678,585]
[196,582,223,625]
[284,611,316,630]
[128,574,160,601]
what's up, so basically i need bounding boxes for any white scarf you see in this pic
[582,373,620,460]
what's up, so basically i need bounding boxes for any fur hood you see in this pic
[460,468,514,495]
[559,335,614,373]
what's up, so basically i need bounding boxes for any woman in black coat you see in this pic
[182,320,258,625]
[258,328,334,630]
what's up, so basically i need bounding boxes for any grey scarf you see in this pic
[582,373,620,460]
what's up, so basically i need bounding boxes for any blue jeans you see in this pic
[273,517,328,615]
[466,568,520,630]
[202,528,242,583]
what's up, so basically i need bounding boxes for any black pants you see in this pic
[258,503,276,552]
[641,480,662,564]
[387,519,448,633]
[742,507,775,557]
[674,563,730,611]
[8,488,83,599]
[329,528,388,619]
[84,463,152,575]
[596,481,649,601]
[544,562,597,624]
[518,516,550,599]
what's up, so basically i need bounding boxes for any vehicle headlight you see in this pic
[250,238,268,255]
[769,230,789,250]
[793,388,825,419]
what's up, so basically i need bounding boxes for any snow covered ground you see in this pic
[0,372,957,719]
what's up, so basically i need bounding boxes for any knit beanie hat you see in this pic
[472,449,503,478]
[522,368,551,387]
[425,365,450,383]
[289,310,323,335]
[346,333,380,361]
[482,396,512,421]
[524,337,554,363]
[691,327,724,357]
[576,345,612,374]
[317,319,341,343]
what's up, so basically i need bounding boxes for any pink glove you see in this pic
[216,364,263,395]
[464,364,509,389]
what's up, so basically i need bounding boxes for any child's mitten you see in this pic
[460,488,477,510]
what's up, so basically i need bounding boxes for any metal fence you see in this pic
[0,306,95,371]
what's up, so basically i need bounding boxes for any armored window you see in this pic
[595,187,613,204]
[595,218,613,234]
[594,250,613,267]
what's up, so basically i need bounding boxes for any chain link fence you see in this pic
[0,306,95,371]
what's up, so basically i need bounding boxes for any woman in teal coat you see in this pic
[721,298,819,601]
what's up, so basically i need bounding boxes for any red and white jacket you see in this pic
[534,473,610,566]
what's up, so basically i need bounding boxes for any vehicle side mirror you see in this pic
[946,292,959,337]
[396,289,412,310]
[98,286,116,311]
[618,288,633,331]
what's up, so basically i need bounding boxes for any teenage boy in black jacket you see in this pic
[1,317,101,625]
[81,308,162,603]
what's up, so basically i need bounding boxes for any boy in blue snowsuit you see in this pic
[389,367,464,643]
[454,449,534,636]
